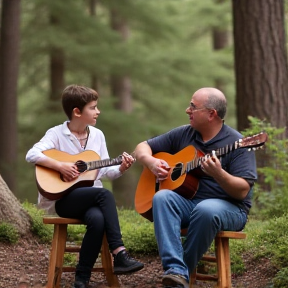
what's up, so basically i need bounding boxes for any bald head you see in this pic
[193,87,227,119]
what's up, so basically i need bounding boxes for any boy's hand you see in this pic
[119,152,136,173]
[60,162,80,182]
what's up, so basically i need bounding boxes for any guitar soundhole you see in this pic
[171,163,183,181]
[76,160,87,173]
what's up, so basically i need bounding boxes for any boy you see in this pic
[26,84,144,288]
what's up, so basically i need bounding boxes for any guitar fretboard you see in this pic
[186,139,241,172]
[87,156,122,171]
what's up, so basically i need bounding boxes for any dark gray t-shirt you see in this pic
[147,124,257,213]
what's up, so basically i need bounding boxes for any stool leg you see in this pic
[215,237,231,288]
[46,224,67,288]
[222,238,231,288]
[101,234,120,287]
[189,269,197,288]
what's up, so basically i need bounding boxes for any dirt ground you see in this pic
[0,233,278,288]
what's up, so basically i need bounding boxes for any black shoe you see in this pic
[113,249,144,274]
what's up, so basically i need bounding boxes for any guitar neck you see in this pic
[86,157,122,171]
[186,139,248,172]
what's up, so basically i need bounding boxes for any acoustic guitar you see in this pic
[134,132,268,221]
[35,149,122,200]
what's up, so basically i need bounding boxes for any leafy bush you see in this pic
[118,209,158,255]
[0,222,19,244]
[273,267,288,288]
[243,117,288,219]
[22,201,53,243]
[257,214,288,268]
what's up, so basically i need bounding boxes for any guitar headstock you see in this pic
[239,132,268,150]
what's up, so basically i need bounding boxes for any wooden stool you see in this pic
[43,217,120,288]
[186,231,247,288]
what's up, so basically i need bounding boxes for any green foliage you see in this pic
[118,209,158,255]
[273,267,288,288]
[64,252,78,267]
[0,222,19,244]
[257,215,288,268]
[22,201,53,243]
[250,215,288,288]
[243,117,288,219]
[66,223,85,244]
[242,118,288,285]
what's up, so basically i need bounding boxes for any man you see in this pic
[134,87,257,288]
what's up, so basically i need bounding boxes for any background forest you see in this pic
[0,0,288,208]
[4,0,238,206]
[3,1,288,287]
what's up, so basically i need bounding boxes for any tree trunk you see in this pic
[89,0,100,93]
[212,0,229,93]
[49,15,65,104]
[0,0,21,192]
[0,175,31,235]
[232,0,288,135]
[213,28,229,92]
[232,0,288,191]
[110,8,132,112]
[110,8,134,207]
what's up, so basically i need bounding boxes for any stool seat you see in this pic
[185,230,247,288]
[43,216,120,288]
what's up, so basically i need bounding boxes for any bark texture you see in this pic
[0,175,31,235]
[233,0,288,135]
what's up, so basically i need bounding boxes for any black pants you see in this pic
[55,187,124,269]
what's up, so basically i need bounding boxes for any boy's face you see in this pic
[76,100,100,126]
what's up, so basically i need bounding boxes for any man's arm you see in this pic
[135,141,170,180]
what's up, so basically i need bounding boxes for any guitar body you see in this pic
[36,149,100,200]
[134,146,203,221]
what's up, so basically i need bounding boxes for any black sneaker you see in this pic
[113,249,144,274]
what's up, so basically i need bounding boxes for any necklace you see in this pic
[68,124,90,149]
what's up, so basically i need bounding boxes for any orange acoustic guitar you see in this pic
[134,132,268,221]
[35,149,122,200]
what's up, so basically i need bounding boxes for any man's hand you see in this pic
[149,159,170,180]
[200,150,222,177]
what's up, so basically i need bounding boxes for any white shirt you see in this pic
[26,121,122,214]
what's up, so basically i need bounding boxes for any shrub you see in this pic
[118,209,158,255]
[22,201,53,243]
[273,267,288,288]
[0,222,19,244]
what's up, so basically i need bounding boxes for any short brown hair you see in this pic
[62,85,98,119]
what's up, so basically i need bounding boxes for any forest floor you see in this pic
[0,232,278,288]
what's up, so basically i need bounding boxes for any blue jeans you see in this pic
[152,189,248,282]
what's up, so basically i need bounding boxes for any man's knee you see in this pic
[153,189,174,206]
